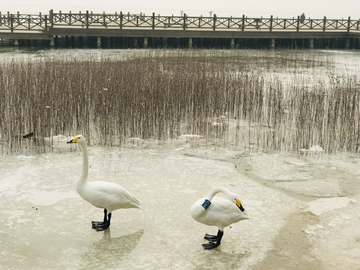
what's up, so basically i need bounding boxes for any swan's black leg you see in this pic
[92,209,111,231]
[106,213,112,228]
[103,209,108,223]
[92,209,107,225]
[202,230,223,250]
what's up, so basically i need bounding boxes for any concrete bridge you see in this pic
[0,10,359,49]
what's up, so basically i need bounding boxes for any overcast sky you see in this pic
[2,0,359,19]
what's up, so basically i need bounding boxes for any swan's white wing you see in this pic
[192,197,248,230]
[79,181,141,211]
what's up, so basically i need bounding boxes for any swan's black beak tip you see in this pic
[67,140,73,144]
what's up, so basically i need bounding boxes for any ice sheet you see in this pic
[0,143,359,269]
[305,197,351,215]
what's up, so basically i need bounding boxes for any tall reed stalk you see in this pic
[0,50,358,154]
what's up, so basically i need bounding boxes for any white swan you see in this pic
[67,135,141,231]
[190,187,250,249]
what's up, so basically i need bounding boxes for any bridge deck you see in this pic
[0,10,359,48]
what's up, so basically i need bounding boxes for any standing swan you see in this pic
[190,187,249,249]
[67,135,141,231]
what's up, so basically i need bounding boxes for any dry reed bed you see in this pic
[0,50,358,154]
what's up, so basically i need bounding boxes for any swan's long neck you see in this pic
[206,187,233,201]
[77,143,88,190]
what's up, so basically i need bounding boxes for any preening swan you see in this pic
[67,135,141,231]
[190,187,249,249]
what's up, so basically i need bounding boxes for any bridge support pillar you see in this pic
[143,37,148,48]
[230,38,235,49]
[14,39,19,46]
[97,37,102,49]
[271,38,275,49]
[345,38,350,49]
[309,38,314,49]
[50,37,55,47]
[188,38,193,49]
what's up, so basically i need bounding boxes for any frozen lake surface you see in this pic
[1,48,360,269]
[1,137,359,270]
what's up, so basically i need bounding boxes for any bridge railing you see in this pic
[1,10,359,33]
[0,12,48,32]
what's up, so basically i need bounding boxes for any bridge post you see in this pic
[14,39,19,46]
[213,14,217,31]
[152,12,155,30]
[103,12,107,28]
[86,10,89,29]
[241,15,245,31]
[270,15,273,32]
[44,15,48,30]
[296,16,300,32]
[120,12,123,30]
[309,38,314,49]
[97,37,101,48]
[188,37,193,48]
[49,9,53,27]
[10,14,13,33]
[230,38,235,49]
[183,13,187,30]
[323,16,327,32]
[347,16,351,32]
[143,37,148,48]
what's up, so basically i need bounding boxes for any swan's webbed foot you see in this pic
[202,230,223,250]
[204,234,217,242]
[92,221,110,231]
[91,209,111,231]
[202,241,220,249]
[91,220,102,226]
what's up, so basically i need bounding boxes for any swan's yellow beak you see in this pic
[67,137,79,144]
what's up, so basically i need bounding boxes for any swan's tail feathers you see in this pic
[133,204,144,211]
[131,197,143,210]
[131,202,143,211]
